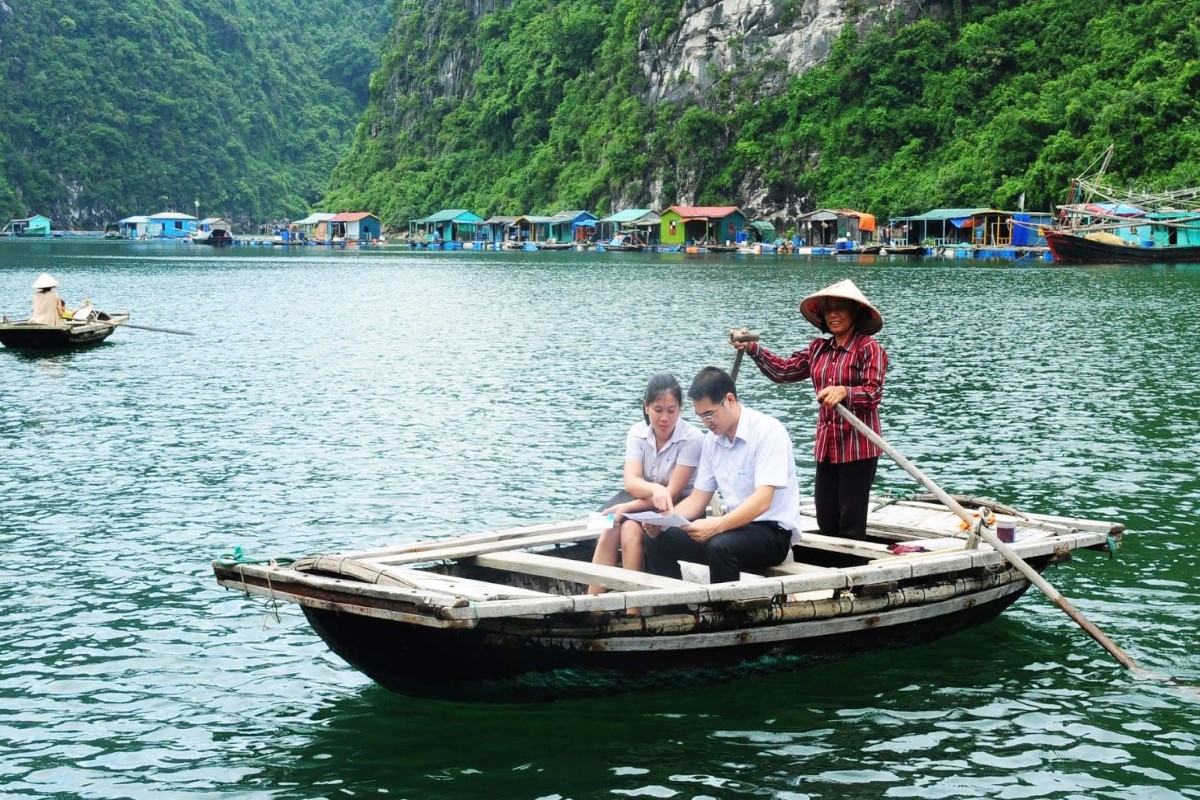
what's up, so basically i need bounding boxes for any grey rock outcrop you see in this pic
[640,0,936,103]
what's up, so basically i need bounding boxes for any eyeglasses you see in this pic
[696,400,724,423]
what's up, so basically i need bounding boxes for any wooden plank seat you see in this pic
[473,550,699,592]
[793,531,894,560]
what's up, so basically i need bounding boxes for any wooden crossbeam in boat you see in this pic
[360,528,599,567]
[372,566,553,601]
[473,550,699,592]
[338,519,593,560]
[794,531,894,559]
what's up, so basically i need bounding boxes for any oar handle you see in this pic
[728,327,759,382]
[832,403,1143,673]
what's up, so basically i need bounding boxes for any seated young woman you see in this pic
[589,373,703,595]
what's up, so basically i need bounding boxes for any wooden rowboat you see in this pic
[212,495,1122,701]
[0,311,130,349]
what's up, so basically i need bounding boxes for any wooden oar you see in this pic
[831,403,1146,674]
[109,319,196,336]
[728,327,759,382]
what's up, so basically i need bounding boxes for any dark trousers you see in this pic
[814,456,879,540]
[644,522,792,583]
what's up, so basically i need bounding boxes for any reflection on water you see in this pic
[2,243,1199,798]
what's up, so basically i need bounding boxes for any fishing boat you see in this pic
[1045,229,1200,264]
[212,495,1122,701]
[0,310,130,349]
[192,228,234,246]
[860,244,928,257]
[1048,146,1200,264]
[597,232,648,252]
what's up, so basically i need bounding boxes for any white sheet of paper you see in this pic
[624,511,692,528]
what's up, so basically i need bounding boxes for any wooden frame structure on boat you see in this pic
[213,496,1122,701]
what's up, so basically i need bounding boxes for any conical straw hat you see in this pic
[798,279,883,335]
[33,272,58,289]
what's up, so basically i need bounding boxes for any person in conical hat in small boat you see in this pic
[30,273,68,325]
[732,278,888,541]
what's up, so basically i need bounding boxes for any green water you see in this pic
[2,240,1198,799]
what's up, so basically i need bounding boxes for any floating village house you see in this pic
[659,206,748,246]
[148,211,197,238]
[795,209,876,246]
[117,215,149,238]
[513,214,555,244]
[117,212,196,239]
[293,213,336,242]
[748,219,777,243]
[597,209,661,244]
[408,209,485,247]
[889,208,1052,247]
[547,210,598,243]
[329,212,381,242]
[3,214,52,237]
[484,216,519,246]
[197,217,232,236]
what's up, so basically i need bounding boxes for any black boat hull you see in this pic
[1046,230,1200,264]
[0,323,118,349]
[300,575,1035,701]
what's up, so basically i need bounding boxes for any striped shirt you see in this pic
[749,332,888,463]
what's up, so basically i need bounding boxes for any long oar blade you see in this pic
[113,320,196,336]
[831,404,1145,673]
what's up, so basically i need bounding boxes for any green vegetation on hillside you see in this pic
[326,0,1200,226]
[0,0,387,227]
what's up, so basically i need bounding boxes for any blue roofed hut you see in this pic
[888,208,1003,247]
[547,210,598,244]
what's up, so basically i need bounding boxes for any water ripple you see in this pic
[2,247,1199,798]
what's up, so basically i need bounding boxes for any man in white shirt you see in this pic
[644,366,802,583]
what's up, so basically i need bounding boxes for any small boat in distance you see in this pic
[192,229,234,246]
[860,243,928,257]
[597,232,648,252]
[212,495,1123,701]
[0,310,130,349]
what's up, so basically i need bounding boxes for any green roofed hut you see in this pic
[3,214,52,237]
[408,209,485,250]
[597,209,661,245]
[749,220,776,243]
[659,205,747,250]
[888,208,1001,247]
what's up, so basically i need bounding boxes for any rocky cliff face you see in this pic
[640,0,937,103]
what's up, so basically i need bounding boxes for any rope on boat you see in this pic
[911,493,1025,518]
[213,544,295,568]
[868,490,922,511]
[213,546,291,626]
